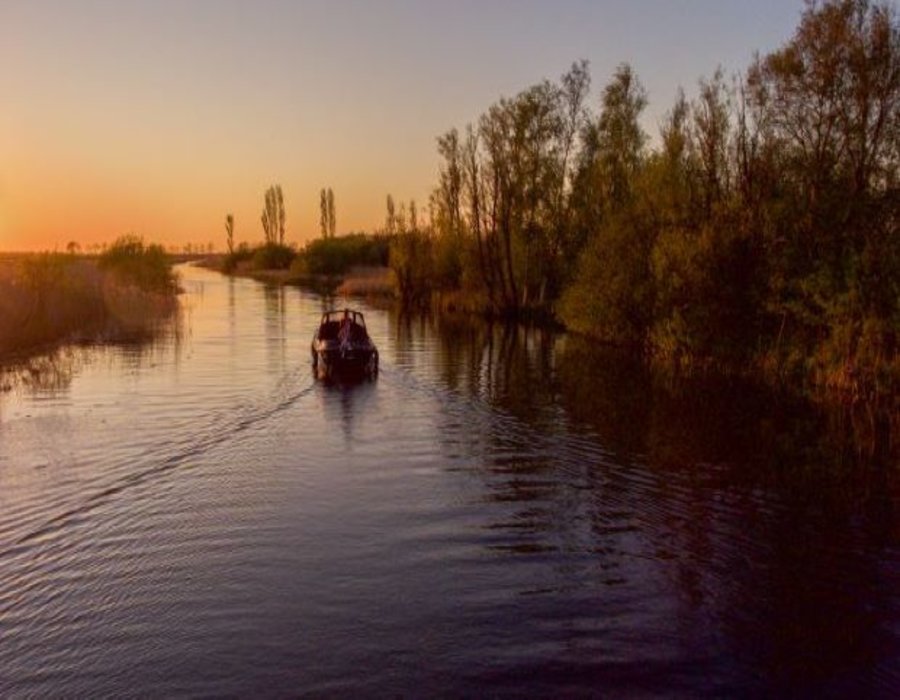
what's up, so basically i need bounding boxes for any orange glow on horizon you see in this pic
[1,1,803,253]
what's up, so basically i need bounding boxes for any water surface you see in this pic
[1,265,898,696]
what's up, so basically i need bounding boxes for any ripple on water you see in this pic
[1,265,898,697]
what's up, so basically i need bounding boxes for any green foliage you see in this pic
[251,242,296,271]
[560,209,655,345]
[414,0,900,401]
[430,231,463,292]
[389,229,433,308]
[651,217,762,363]
[292,234,389,276]
[98,235,175,292]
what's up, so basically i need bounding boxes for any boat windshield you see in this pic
[321,310,366,328]
[317,310,369,341]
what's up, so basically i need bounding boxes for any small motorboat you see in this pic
[311,308,379,378]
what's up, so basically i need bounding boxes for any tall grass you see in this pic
[0,238,178,358]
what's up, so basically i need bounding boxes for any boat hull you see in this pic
[312,342,378,379]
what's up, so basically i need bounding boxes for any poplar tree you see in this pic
[385,194,396,235]
[320,188,328,239]
[225,214,234,254]
[276,185,285,245]
[327,188,336,238]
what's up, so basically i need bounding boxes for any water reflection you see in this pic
[0,309,183,399]
[264,284,288,370]
[318,378,379,444]
[2,268,897,697]
[388,311,900,692]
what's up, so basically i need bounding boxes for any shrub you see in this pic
[222,242,254,273]
[292,234,389,276]
[251,243,296,271]
[99,235,175,292]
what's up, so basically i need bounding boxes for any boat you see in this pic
[311,308,379,378]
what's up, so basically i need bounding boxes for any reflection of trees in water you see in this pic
[263,284,287,370]
[426,314,560,423]
[412,315,899,689]
[391,310,431,372]
[554,336,900,475]
[0,308,183,399]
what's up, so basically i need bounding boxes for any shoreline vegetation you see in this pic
[4,1,894,457]
[202,234,395,300]
[218,1,899,425]
[0,237,179,363]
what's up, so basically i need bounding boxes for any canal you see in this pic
[1,264,898,696]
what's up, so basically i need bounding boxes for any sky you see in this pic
[0,0,807,251]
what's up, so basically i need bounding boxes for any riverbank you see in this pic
[0,244,178,361]
[198,255,394,301]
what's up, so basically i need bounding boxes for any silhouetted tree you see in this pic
[385,194,397,235]
[276,185,285,244]
[261,185,284,245]
[225,214,234,255]
[327,187,336,238]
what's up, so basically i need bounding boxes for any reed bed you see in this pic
[0,246,177,358]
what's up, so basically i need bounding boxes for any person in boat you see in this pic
[338,310,352,354]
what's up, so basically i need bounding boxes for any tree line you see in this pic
[395,0,899,397]
[223,183,338,272]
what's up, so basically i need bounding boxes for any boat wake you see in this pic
[0,365,317,562]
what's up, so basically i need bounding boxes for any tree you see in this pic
[225,214,234,255]
[261,185,285,245]
[436,128,463,239]
[276,185,285,244]
[320,188,328,239]
[595,63,648,210]
[692,68,732,215]
[745,0,900,375]
[327,188,336,238]
[389,197,432,307]
[385,194,396,235]
[560,64,654,345]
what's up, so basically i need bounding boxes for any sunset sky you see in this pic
[1,0,805,251]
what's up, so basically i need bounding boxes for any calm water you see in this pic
[1,265,899,697]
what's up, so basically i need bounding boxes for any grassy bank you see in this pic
[0,238,178,359]
[206,236,394,301]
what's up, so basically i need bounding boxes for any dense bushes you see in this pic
[418,0,900,399]
[251,243,295,271]
[291,234,389,276]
